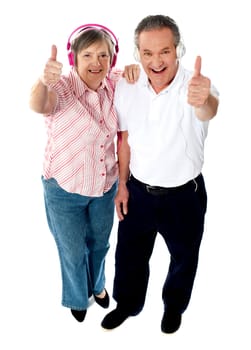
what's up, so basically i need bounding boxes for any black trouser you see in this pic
[112,174,207,315]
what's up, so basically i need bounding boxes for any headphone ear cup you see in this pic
[111,54,117,68]
[176,42,186,59]
[133,48,140,62]
[110,42,119,68]
[68,51,74,66]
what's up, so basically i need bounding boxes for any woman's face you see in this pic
[76,40,111,90]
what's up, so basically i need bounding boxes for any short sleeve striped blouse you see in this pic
[43,68,119,196]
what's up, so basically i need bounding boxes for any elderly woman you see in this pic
[29,24,138,322]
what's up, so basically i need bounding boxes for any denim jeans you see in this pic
[42,177,117,310]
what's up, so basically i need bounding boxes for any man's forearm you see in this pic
[195,93,219,121]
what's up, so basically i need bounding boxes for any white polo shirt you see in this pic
[114,64,219,187]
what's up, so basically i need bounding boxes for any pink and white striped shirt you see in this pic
[43,68,120,196]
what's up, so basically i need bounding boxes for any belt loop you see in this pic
[193,178,198,192]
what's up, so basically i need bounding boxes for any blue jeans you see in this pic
[42,177,117,310]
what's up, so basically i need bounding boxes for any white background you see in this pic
[1,0,250,349]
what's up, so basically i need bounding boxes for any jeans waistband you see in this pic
[129,174,201,196]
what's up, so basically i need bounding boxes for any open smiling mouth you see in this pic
[151,67,166,74]
[89,69,102,73]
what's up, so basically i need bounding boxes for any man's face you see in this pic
[138,28,179,93]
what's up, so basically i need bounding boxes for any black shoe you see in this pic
[71,309,87,322]
[94,289,110,309]
[101,307,131,329]
[161,311,182,334]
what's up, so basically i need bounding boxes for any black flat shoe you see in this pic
[94,289,110,308]
[101,307,130,329]
[71,309,87,322]
[161,311,182,333]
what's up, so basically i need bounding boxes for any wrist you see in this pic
[118,179,128,186]
[39,76,48,88]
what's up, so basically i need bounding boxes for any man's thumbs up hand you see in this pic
[188,56,210,108]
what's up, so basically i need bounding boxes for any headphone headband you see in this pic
[66,23,119,67]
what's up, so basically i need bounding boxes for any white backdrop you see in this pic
[1,0,250,349]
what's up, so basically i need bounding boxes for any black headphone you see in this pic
[66,23,119,67]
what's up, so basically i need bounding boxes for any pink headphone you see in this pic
[66,23,119,67]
